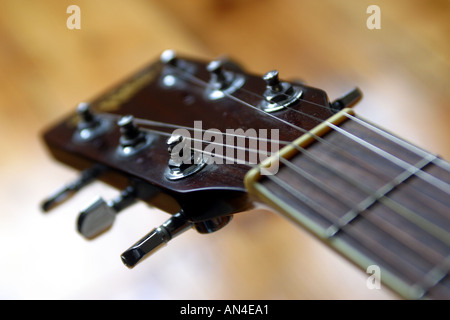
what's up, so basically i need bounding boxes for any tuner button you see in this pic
[262,70,283,92]
[76,184,143,239]
[77,197,117,239]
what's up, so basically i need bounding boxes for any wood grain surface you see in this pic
[0,0,448,299]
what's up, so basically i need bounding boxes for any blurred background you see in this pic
[0,0,448,299]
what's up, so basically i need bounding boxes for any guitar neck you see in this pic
[245,109,450,299]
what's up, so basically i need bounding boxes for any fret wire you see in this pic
[171,64,450,196]
[278,156,449,264]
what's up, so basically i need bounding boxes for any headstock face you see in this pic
[42,51,334,198]
[41,51,341,266]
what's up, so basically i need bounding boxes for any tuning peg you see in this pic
[205,58,245,100]
[77,185,136,239]
[121,211,193,268]
[262,70,284,92]
[207,59,232,90]
[164,133,206,180]
[74,102,111,142]
[117,115,152,156]
[259,70,303,113]
[77,181,159,239]
[77,197,117,239]
[41,164,107,212]
[160,49,178,66]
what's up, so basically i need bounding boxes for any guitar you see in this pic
[40,51,450,300]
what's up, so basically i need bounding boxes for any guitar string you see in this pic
[227,72,450,174]
[263,157,450,296]
[177,70,450,243]
[344,113,450,171]
[238,82,450,193]
[164,68,450,245]
[187,146,449,292]
[277,155,449,264]
[131,122,450,251]
[103,111,450,289]
[166,63,450,291]
[101,67,450,242]
[128,112,449,209]
[99,61,450,286]
[174,68,450,196]
[168,65,450,198]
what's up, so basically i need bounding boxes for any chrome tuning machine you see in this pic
[259,70,303,112]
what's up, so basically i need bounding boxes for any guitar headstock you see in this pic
[41,50,359,267]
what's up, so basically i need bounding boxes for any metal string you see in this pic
[106,113,450,249]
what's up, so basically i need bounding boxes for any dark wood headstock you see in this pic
[41,51,349,267]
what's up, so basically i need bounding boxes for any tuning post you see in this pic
[73,102,112,142]
[164,134,206,180]
[160,49,197,88]
[259,70,303,113]
[160,49,178,66]
[121,211,193,268]
[41,164,107,212]
[205,58,245,100]
[117,115,153,156]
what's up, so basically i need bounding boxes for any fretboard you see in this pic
[245,110,450,299]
